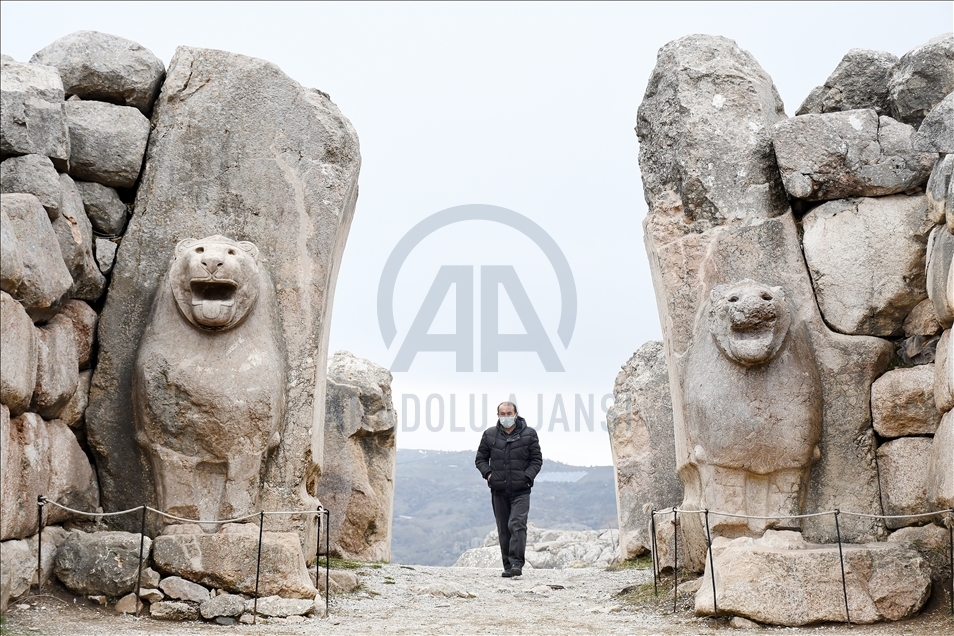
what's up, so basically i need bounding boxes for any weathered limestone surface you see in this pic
[53,174,105,301]
[199,593,245,619]
[0,413,98,540]
[58,299,97,370]
[64,100,149,188]
[59,369,91,428]
[927,410,953,511]
[0,58,69,167]
[935,330,954,413]
[914,91,954,153]
[877,437,933,529]
[1,193,72,320]
[88,47,361,545]
[150,601,198,621]
[802,195,931,336]
[887,33,954,128]
[317,351,396,562]
[924,154,953,231]
[0,154,60,218]
[796,48,897,116]
[134,236,285,523]
[606,341,681,559]
[871,365,940,437]
[0,293,37,415]
[31,312,79,419]
[74,180,127,235]
[31,30,165,115]
[695,531,931,625]
[249,596,314,618]
[773,110,935,201]
[152,531,318,599]
[0,203,24,294]
[926,226,954,328]
[904,298,941,336]
[159,576,210,603]
[0,526,67,612]
[54,530,152,596]
[95,238,116,273]
[888,523,952,582]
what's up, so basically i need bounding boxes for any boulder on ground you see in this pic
[113,592,139,614]
[0,413,97,540]
[695,531,931,625]
[0,58,69,167]
[0,293,37,416]
[888,523,951,581]
[1,193,72,320]
[54,530,152,596]
[871,365,940,437]
[887,33,954,127]
[74,180,127,235]
[606,341,681,559]
[151,531,317,599]
[159,576,210,603]
[150,600,198,621]
[200,592,245,619]
[317,351,396,561]
[927,410,954,511]
[64,100,149,188]
[877,437,933,529]
[0,525,68,612]
[247,595,314,618]
[773,110,935,201]
[30,30,165,115]
[30,312,79,419]
[0,154,60,218]
[796,48,898,116]
[802,195,931,336]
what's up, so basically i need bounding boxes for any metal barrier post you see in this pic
[35,496,45,592]
[948,513,953,616]
[650,509,658,597]
[672,509,678,613]
[325,509,330,617]
[833,510,851,627]
[704,510,717,617]
[253,510,264,624]
[135,505,147,616]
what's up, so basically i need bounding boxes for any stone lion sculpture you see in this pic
[134,235,286,525]
[683,279,821,535]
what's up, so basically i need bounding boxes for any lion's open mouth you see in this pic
[190,279,238,326]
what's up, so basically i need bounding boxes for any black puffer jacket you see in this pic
[475,417,543,495]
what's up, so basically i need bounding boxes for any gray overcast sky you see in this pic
[2,2,951,465]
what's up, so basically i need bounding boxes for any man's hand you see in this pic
[486,473,491,480]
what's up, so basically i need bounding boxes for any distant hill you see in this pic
[392,449,618,566]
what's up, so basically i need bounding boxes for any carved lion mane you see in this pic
[170,235,261,330]
[707,279,791,366]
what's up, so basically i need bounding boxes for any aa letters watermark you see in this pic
[378,204,576,372]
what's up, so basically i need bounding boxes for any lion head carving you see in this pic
[707,279,791,366]
[169,235,262,330]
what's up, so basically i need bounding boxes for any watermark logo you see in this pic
[377,204,576,372]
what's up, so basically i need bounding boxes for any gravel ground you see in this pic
[4,565,952,635]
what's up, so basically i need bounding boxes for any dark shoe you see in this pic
[501,570,513,578]
[510,568,522,577]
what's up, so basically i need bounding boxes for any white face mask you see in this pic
[499,416,515,427]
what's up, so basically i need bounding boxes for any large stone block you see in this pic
[317,351,396,561]
[935,330,954,412]
[914,91,954,154]
[87,47,360,546]
[887,33,954,128]
[58,369,90,429]
[30,312,79,419]
[31,30,165,115]
[927,410,954,511]
[0,193,72,320]
[802,195,931,336]
[877,437,932,529]
[0,154,60,219]
[0,413,98,540]
[926,226,954,328]
[871,365,940,437]
[888,524,952,582]
[53,174,105,301]
[637,34,788,253]
[54,530,152,596]
[73,180,127,235]
[0,58,69,166]
[903,298,941,337]
[0,203,24,295]
[58,299,97,370]
[151,530,317,599]
[64,100,149,188]
[606,341,681,559]
[773,110,935,201]
[0,526,68,612]
[796,48,897,116]
[695,531,931,625]
[0,292,37,415]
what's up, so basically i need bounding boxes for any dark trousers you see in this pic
[491,491,530,571]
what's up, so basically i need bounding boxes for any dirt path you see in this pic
[4,565,952,635]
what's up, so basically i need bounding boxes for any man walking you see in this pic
[475,401,543,577]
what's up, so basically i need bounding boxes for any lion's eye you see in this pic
[728,295,739,302]
[228,249,236,256]
[195,247,204,254]
[761,293,773,301]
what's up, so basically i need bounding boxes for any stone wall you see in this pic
[1,30,367,612]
